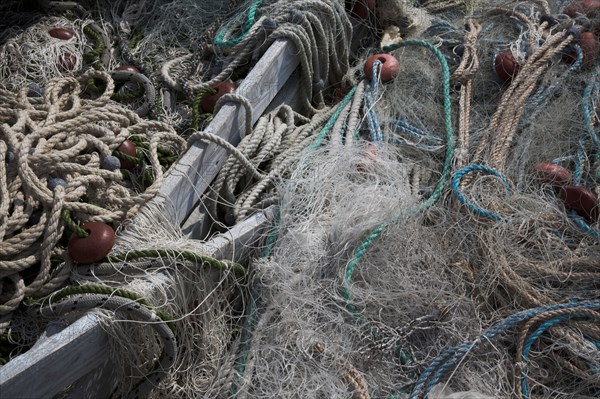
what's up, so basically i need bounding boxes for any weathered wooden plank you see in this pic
[158,38,299,227]
[0,315,106,399]
[181,69,302,240]
[0,206,277,399]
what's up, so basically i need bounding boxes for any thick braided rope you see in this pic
[0,71,186,315]
[472,29,572,171]
[452,20,481,172]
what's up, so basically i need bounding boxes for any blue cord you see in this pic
[409,299,600,399]
[365,60,384,143]
[520,312,594,399]
[452,164,512,222]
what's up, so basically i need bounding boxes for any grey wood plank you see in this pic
[0,315,106,399]
[158,38,299,227]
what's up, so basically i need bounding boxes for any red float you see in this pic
[494,51,520,82]
[68,222,115,264]
[579,32,600,67]
[564,0,600,18]
[115,139,138,170]
[364,53,400,83]
[350,0,376,19]
[59,53,77,72]
[48,28,74,40]
[114,65,141,74]
[559,185,599,223]
[200,82,237,114]
[531,163,572,187]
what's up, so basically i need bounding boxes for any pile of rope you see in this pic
[0,69,185,322]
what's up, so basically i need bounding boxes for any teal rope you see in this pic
[215,0,263,47]
[308,84,359,151]
[343,40,455,305]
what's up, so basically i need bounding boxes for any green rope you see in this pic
[107,249,245,275]
[85,77,105,95]
[308,84,359,152]
[143,167,155,187]
[111,87,145,102]
[61,209,89,238]
[128,137,179,164]
[82,25,105,70]
[191,87,218,130]
[113,150,141,166]
[34,284,175,333]
[215,0,263,47]
[343,40,455,306]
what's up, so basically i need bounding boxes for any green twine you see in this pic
[33,284,175,333]
[61,209,88,238]
[107,249,245,275]
[215,0,263,47]
[191,87,218,130]
[82,25,105,70]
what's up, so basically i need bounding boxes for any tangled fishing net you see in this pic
[1,0,600,399]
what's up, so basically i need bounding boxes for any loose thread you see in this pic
[343,39,455,308]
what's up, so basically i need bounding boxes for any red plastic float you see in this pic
[559,185,599,223]
[114,65,141,74]
[115,139,138,170]
[579,32,600,67]
[350,0,376,19]
[68,222,116,264]
[200,82,237,114]
[531,163,572,187]
[564,0,600,17]
[364,53,400,83]
[59,53,77,72]
[494,51,520,82]
[48,28,74,40]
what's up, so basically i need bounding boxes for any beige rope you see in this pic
[0,71,186,315]
[452,20,481,174]
[472,29,572,172]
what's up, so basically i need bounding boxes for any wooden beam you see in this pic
[157,39,299,227]
[0,315,107,399]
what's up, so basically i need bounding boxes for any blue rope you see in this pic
[571,211,600,241]
[408,300,600,399]
[520,312,595,399]
[575,71,600,185]
[451,164,511,222]
[365,60,384,142]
